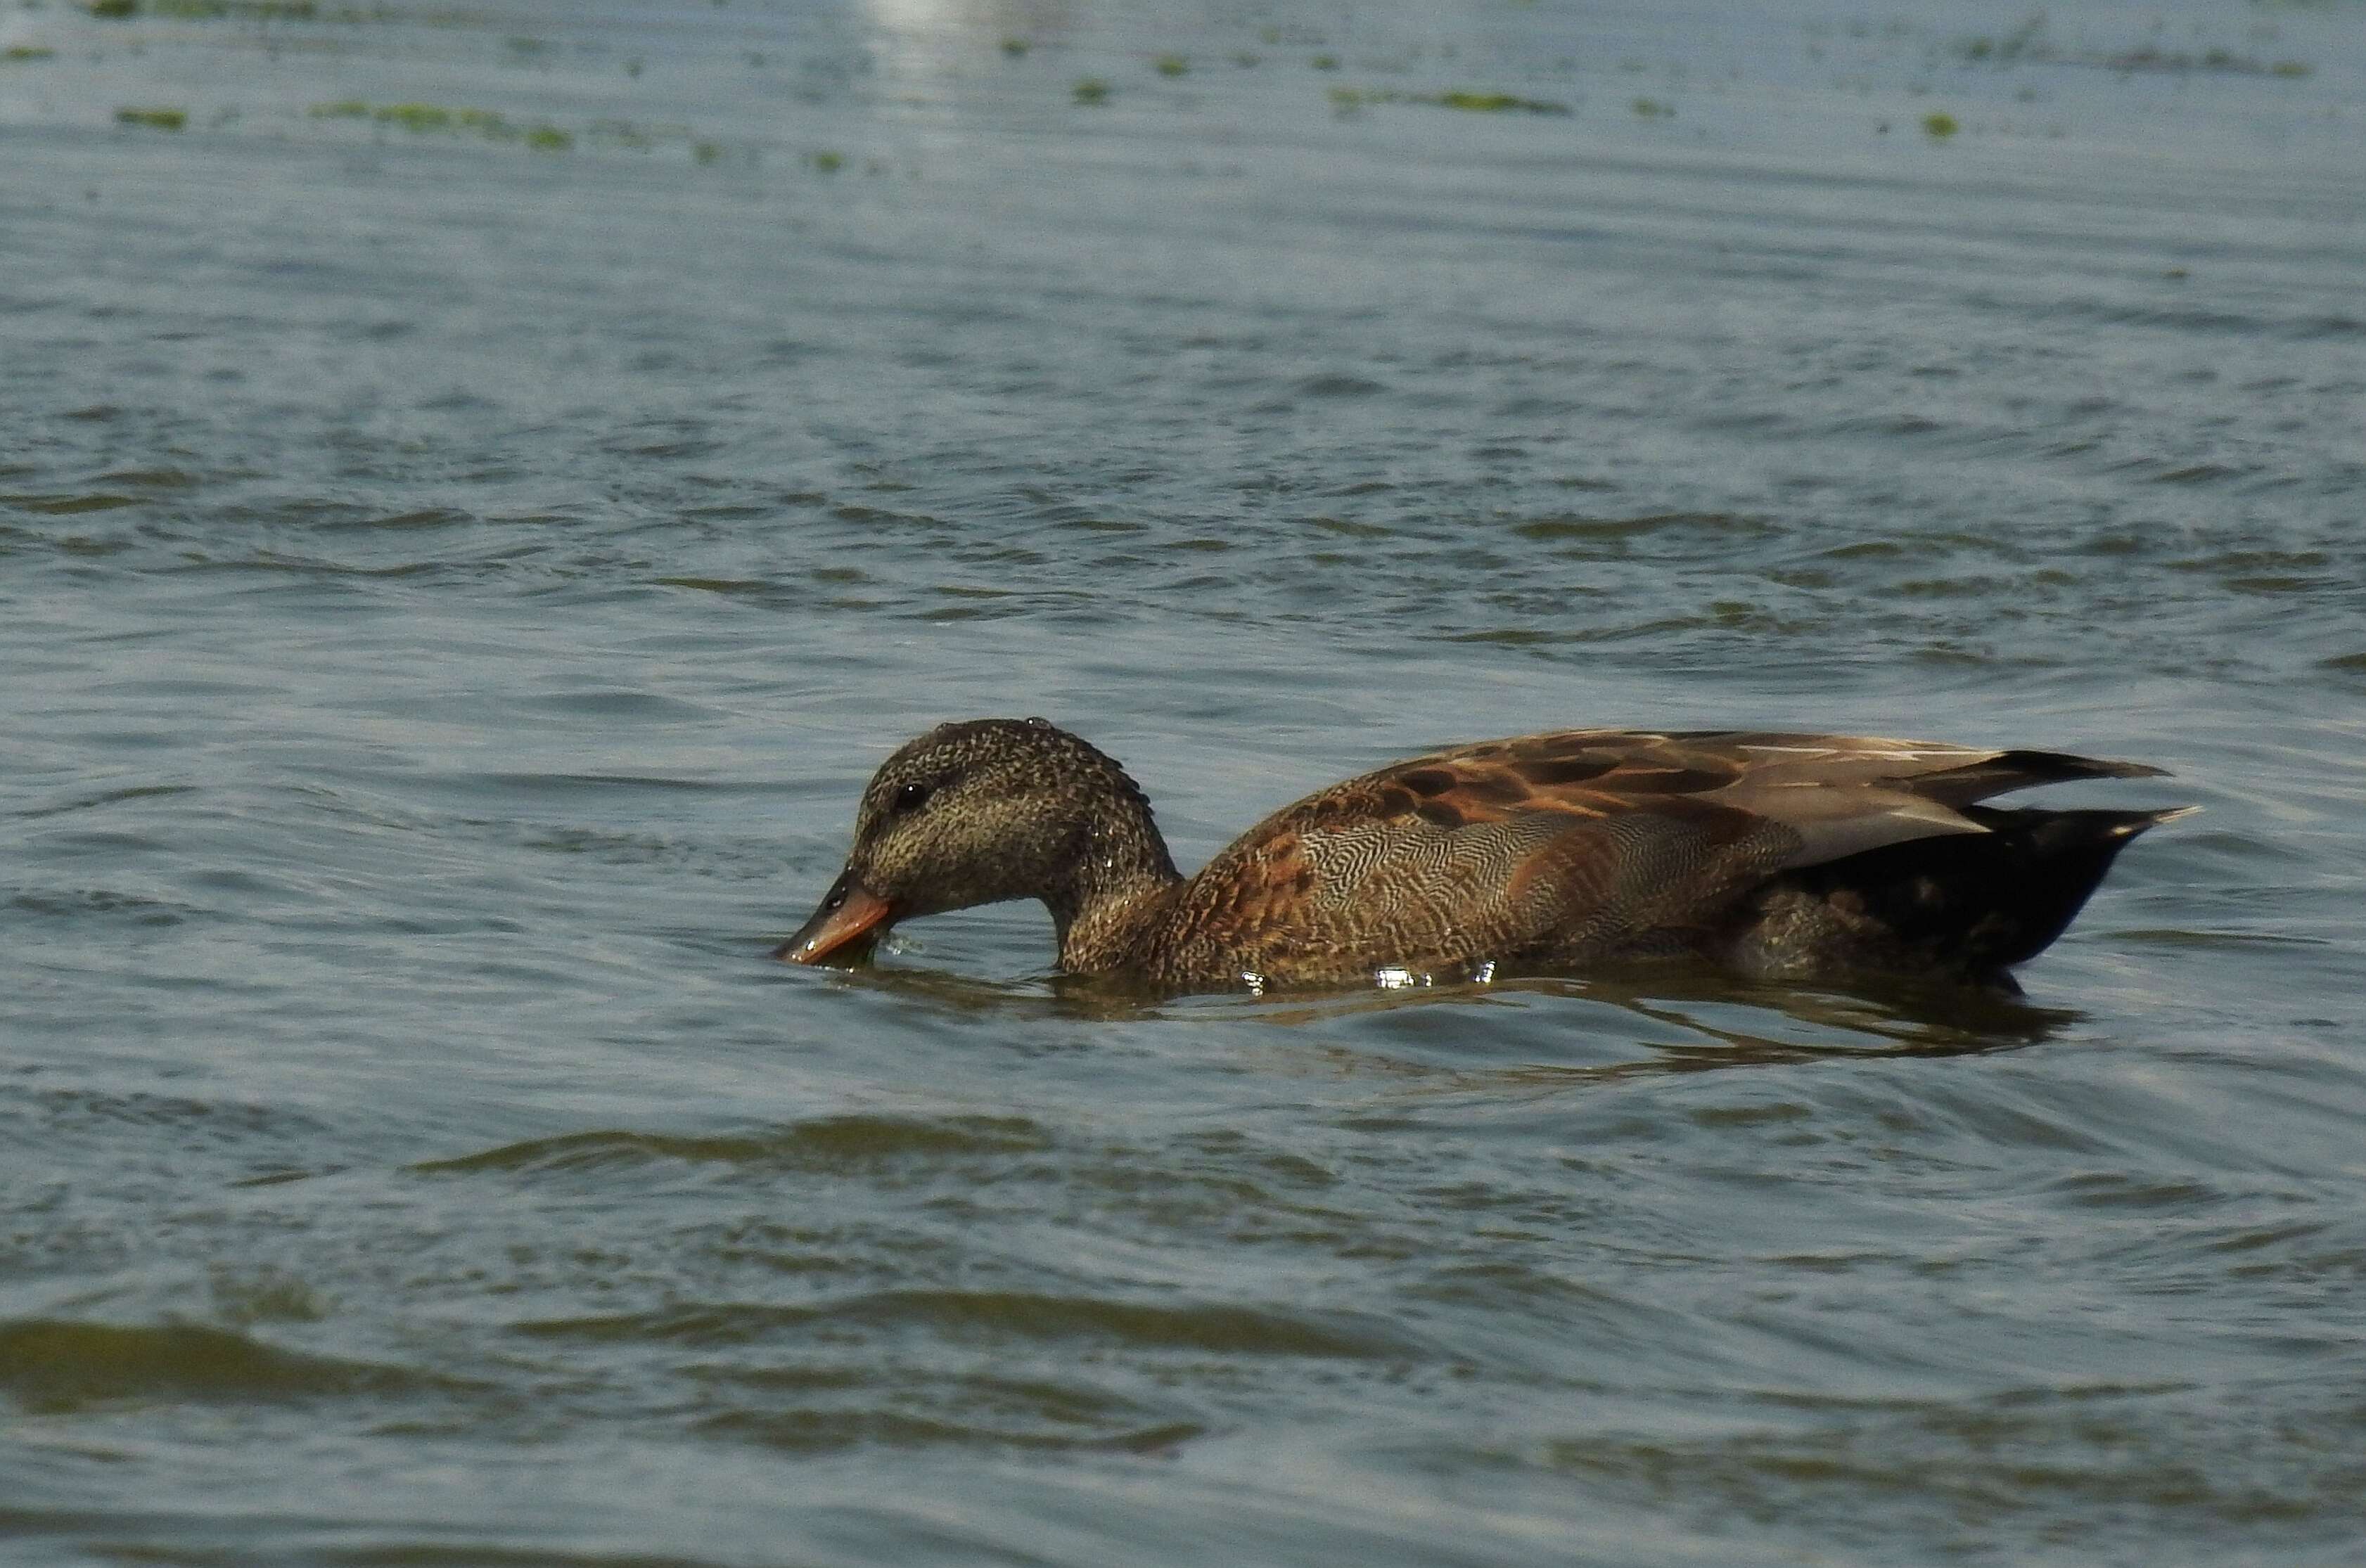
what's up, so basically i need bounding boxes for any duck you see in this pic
[776,718,2187,991]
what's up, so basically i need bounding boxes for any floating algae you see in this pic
[373,102,454,131]
[1952,18,2312,79]
[1329,86,1572,116]
[1435,89,1568,113]
[309,99,579,153]
[93,0,326,17]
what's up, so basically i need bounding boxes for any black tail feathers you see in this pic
[1728,804,2191,982]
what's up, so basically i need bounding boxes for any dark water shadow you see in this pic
[1275,964,2068,1048]
[1413,971,2076,1098]
[776,948,2080,1075]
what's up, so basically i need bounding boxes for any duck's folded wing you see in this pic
[1172,730,2162,973]
[1343,728,2161,865]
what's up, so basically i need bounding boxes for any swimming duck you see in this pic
[778,719,2185,991]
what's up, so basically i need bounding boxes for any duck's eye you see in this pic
[891,780,933,814]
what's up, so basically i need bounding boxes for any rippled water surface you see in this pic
[6,0,2365,1562]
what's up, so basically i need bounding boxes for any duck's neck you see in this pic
[1044,785,1184,972]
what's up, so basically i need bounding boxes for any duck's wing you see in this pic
[1160,731,2163,980]
[1543,729,2165,863]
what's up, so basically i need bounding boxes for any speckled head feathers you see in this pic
[777,719,1177,963]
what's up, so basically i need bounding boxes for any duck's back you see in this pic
[1115,730,2168,987]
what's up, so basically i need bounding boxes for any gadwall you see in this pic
[779,719,2187,991]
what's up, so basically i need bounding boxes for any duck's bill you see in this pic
[774,872,896,965]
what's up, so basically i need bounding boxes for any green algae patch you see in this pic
[2104,46,2314,75]
[1953,18,2313,79]
[1921,111,1959,139]
[310,99,583,153]
[153,0,322,15]
[93,0,326,15]
[115,106,188,129]
[807,148,843,172]
[375,102,454,131]
[1631,96,1673,118]
[1330,86,1571,117]
[1072,77,1109,105]
[4,45,58,61]
[1154,53,1188,77]
[1957,15,2052,65]
[1436,89,1567,114]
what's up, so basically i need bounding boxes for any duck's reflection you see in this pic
[782,943,2077,1078]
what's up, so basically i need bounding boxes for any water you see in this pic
[6,0,2365,1562]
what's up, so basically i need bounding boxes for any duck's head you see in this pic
[776,717,1172,965]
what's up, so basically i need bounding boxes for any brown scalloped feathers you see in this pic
[779,719,2189,991]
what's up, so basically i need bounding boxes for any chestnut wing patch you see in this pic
[1367,731,1747,831]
